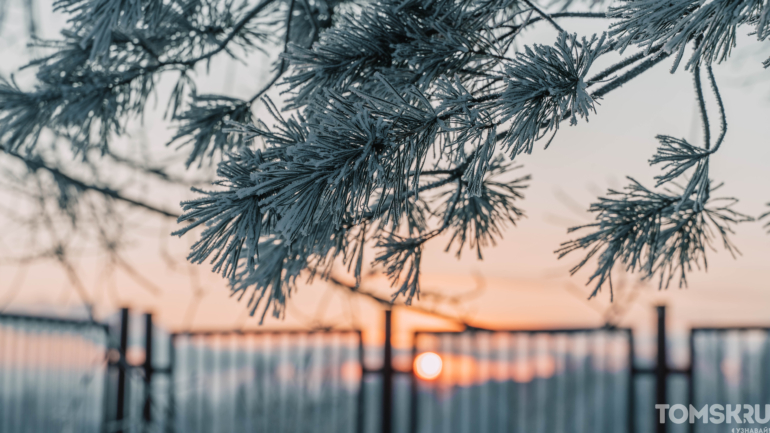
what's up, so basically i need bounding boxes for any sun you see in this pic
[414,352,443,380]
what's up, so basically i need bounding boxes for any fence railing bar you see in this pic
[413,327,632,336]
[691,326,770,332]
[170,329,362,338]
[0,312,109,331]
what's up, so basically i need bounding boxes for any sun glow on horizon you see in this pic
[414,352,443,380]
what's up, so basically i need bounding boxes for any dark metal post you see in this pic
[409,332,418,433]
[357,331,365,433]
[102,326,113,433]
[143,313,153,427]
[656,306,667,433]
[628,329,636,433]
[167,334,176,433]
[382,310,393,433]
[117,308,129,433]
[688,330,695,433]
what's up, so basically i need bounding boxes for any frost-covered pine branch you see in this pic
[1,0,768,319]
[558,64,753,299]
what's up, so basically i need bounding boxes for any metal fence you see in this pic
[0,313,109,433]
[169,330,365,433]
[409,328,634,433]
[0,311,365,433]
[7,307,770,433]
[690,327,770,433]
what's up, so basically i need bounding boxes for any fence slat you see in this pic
[411,328,633,433]
[0,313,108,433]
[168,330,363,433]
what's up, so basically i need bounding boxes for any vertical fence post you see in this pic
[102,324,113,433]
[167,333,176,433]
[688,330,695,433]
[382,309,393,433]
[143,313,153,428]
[357,331,365,433]
[117,308,130,433]
[628,329,636,433]
[656,305,667,433]
[409,332,418,433]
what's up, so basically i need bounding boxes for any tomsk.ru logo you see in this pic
[656,404,770,425]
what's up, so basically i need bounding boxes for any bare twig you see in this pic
[521,0,566,33]
[4,151,181,219]
[328,276,492,331]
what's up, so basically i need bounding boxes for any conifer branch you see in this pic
[521,0,566,33]
[160,0,279,68]
[706,65,727,153]
[3,150,181,218]
[693,64,711,149]
[591,51,671,98]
